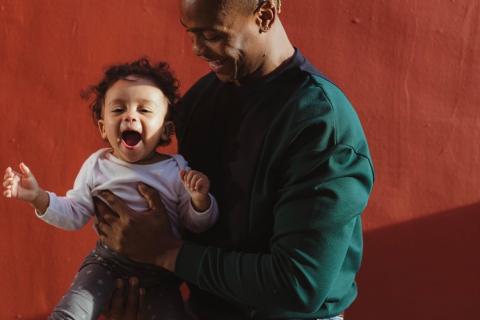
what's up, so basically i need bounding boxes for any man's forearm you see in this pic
[155,245,182,272]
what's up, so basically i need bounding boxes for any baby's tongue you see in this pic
[122,131,141,147]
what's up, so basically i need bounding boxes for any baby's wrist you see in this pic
[191,194,211,212]
[30,190,49,214]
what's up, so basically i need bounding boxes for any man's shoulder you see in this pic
[284,61,356,122]
[276,72,341,123]
[290,51,350,108]
[269,64,368,150]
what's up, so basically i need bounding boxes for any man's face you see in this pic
[180,0,265,83]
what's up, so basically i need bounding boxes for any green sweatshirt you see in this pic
[174,49,374,319]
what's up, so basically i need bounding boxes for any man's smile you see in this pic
[206,59,226,72]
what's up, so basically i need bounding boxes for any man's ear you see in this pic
[97,119,107,140]
[255,0,277,33]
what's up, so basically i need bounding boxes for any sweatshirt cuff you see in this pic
[35,191,53,218]
[189,193,215,214]
[175,241,208,285]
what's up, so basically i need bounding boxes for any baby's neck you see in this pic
[111,150,170,165]
[135,152,171,164]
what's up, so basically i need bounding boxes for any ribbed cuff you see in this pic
[189,193,215,214]
[34,191,52,218]
[175,241,208,285]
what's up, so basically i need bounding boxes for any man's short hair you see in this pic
[223,0,282,15]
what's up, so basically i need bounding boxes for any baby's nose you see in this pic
[123,114,138,122]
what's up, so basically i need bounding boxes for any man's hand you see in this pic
[94,183,182,270]
[103,278,144,320]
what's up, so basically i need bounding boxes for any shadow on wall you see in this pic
[17,204,480,320]
[349,202,480,319]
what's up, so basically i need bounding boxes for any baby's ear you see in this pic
[162,121,175,138]
[97,120,107,140]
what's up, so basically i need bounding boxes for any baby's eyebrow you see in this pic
[137,98,154,106]
[107,98,125,106]
[106,98,157,108]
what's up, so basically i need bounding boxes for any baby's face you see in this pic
[98,76,169,163]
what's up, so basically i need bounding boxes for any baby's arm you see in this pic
[178,169,219,233]
[179,169,211,211]
[3,155,95,230]
[3,163,49,213]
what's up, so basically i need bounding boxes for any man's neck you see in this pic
[264,20,295,74]
[234,21,295,86]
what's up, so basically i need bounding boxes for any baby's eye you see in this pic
[111,107,124,113]
[138,107,152,113]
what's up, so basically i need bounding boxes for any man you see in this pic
[98,0,374,319]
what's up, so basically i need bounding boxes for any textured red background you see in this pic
[1,1,479,319]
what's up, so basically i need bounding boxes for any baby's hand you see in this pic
[3,163,41,202]
[179,169,211,212]
[180,169,210,195]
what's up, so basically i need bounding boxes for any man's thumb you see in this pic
[137,183,162,212]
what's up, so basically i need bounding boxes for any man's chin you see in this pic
[213,72,232,82]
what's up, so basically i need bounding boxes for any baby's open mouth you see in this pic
[121,131,142,147]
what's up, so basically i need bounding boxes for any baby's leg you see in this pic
[143,285,190,320]
[49,263,116,320]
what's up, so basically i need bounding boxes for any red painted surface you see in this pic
[0,1,479,319]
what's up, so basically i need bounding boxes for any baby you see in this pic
[3,58,218,320]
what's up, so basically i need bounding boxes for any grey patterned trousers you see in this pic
[48,242,187,320]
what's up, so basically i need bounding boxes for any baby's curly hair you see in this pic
[81,58,180,146]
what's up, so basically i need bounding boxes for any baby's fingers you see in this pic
[194,177,205,189]
[179,169,186,181]
[188,174,200,190]
[182,170,194,187]
[4,167,21,180]
[3,177,16,188]
[196,176,210,194]
[4,167,14,179]
[3,167,10,179]
[3,189,13,198]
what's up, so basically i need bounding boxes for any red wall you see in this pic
[1,1,479,319]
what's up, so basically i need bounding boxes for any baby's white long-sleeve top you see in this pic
[37,148,219,238]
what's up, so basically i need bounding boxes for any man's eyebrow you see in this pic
[179,19,214,33]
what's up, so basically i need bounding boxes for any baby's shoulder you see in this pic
[160,153,189,171]
[88,148,112,160]
[78,148,111,169]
